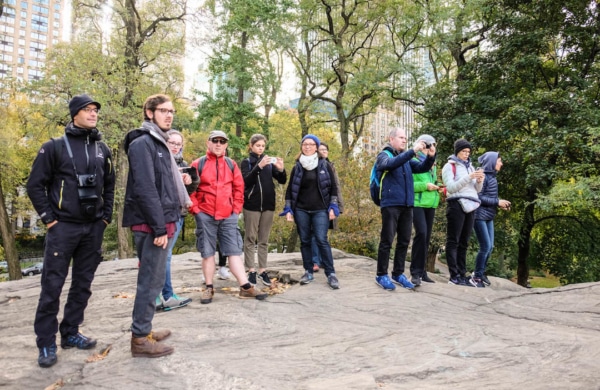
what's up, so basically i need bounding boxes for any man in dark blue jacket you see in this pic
[374,128,436,291]
[27,94,115,368]
[122,94,191,358]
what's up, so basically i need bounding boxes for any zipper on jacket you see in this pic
[59,180,64,209]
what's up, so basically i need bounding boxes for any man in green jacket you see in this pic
[410,135,441,286]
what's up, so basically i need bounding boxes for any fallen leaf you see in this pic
[44,378,64,390]
[86,344,112,363]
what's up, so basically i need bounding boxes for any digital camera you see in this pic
[77,174,98,218]
[425,142,432,149]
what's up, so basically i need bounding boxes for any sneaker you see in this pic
[248,271,257,285]
[391,274,415,290]
[421,273,435,283]
[299,271,314,285]
[38,343,57,368]
[155,295,165,311]
[327,273,340,289]
[239,285,268,300]
[375,275,396,291]
[258,271,272,286]
[162,294,192,311]
[313,264,320,272]
[448,277,460,285]
[411,275,422,287]
[200,287,214,304]
[61,333,97,350]
[217,267,231,280]
[482,275,491,286]
[469,276,485,288]
[460,276,475,287]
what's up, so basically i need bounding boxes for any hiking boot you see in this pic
[38,343,57,368]
[327,273,340,289]
[313,264,320,272]
[162,294,192,311]
[258,271,272,286]
[239,285,268,300]
[150,329,171,342]
[248,271,257,285]
[391,274,415,290]
[411,275,422,287]
[469,276,485,288]
[131,335,174,358]
[155,295,165,311]
[448,277,460,285]
[375,275,396,291]
[422,273,435,283]
[217,267,231,280]
[200,287,214,304]
[61,333,97,350]
[482,274,491,286]
[299,271,314,285]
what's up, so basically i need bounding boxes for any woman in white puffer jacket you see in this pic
[442,138,484,286]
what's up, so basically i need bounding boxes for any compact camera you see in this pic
[425,142,432,149]
[77,174,98,218]
[270,157,277,164]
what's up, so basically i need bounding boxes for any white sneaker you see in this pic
[217,267,231,280]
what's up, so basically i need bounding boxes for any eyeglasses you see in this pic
[82,107,99,113]
[210,138,228,145]
[167,141,182,147]
[302,142,317,147]
[155,108,176,115]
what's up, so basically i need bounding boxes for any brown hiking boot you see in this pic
[150,329,171,342]
[131,334,174,358]
[200,286,214,304]
[239,285,268,300]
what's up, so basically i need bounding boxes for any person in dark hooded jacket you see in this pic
[469,152,511,288]
[122,94,192,359]
[26,94,115,368]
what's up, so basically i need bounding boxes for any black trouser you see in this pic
[445,199,475,279]
[410,207,436,278]
[377,206,413,277]
[34,220,105,348]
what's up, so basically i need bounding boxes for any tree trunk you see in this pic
[0,176,21,280]
[116,143,133,259]
[517,201,536,287]
[426,243,440,273]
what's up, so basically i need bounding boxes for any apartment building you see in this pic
[0,0,64,82]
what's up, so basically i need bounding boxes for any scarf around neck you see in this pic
[141,121,192,210]
[299,152,318,171]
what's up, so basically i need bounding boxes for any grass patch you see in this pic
[528,274,561,288]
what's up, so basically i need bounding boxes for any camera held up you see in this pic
[77,174,98,218]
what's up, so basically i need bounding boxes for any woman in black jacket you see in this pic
[470,152,511,287]
[241,134,287,286]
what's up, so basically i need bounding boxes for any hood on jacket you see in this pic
[478,151,499,173]
[124,121,168,153]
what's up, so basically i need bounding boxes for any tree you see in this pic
[422,0,600,286]
[32,0,190,259]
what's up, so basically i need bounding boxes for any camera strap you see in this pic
[62,135,98,178]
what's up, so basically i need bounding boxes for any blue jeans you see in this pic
[311,236,321,266]
[162,216,184,300]
[295,209,335,276]
[473,219,494,278]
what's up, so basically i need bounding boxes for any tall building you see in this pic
[0,0,65,82]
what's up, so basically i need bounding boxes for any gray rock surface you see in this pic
[1,250,600,389]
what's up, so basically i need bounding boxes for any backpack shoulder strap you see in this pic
[224,156,235,172]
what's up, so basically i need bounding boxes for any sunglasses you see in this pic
[210,138,228,145]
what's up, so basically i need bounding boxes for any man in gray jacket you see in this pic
[122,94,191,358]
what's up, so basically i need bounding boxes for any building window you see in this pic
[21,1,28,9]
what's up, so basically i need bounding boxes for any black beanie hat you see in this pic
[454,138,472,155]
[69,94,101,119]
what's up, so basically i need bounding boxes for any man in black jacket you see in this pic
[122,94,191,358]
[26,94,115,368]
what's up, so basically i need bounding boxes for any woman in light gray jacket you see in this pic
[441,139,484,286]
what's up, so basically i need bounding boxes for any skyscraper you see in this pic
[0,0,65,82]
